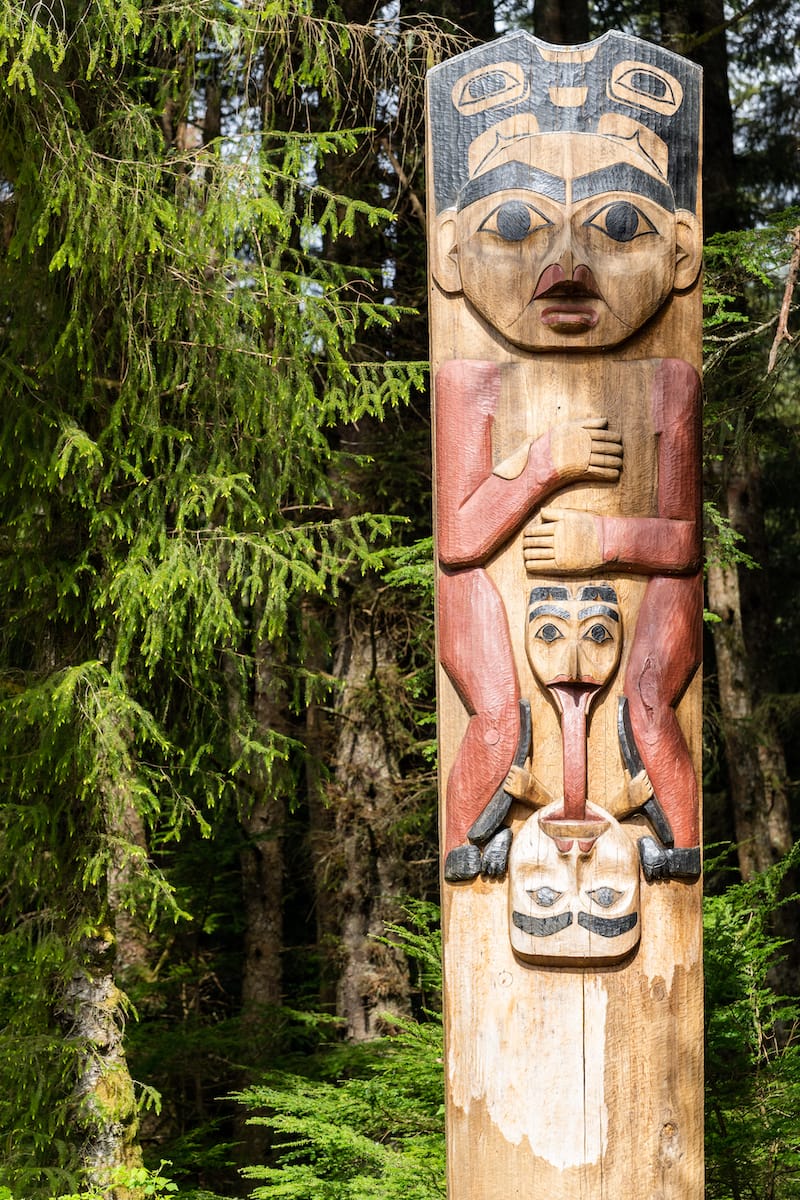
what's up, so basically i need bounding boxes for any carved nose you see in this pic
[566,640,579,680]
[557,243,575,276]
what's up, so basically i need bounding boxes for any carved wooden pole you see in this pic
[426,32,703,1199]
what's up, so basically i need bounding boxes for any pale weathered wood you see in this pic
[427,29,703,1200]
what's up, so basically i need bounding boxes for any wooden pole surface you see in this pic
[426,31,703,1200]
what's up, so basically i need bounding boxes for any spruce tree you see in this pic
[0,1,440,1189]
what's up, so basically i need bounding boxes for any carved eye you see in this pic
[530,886,562,907]
[458,69,518,106]
[587,886,623,908]
[584,623,613,645]
[534,622,563,644]
[479,200,553,242]
[583,201,657,243]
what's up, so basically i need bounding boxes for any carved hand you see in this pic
[523,507,603,572]
[504,764,531,800]
[549,417,622,484]
[614,767,655,819]
[504,763,551,807]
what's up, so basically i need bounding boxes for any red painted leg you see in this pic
[439,568,520,854]
[624,574,702,848]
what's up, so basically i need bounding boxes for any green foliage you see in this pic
[704,500,759,573]
[233,906,445,1200]
[703,209,800,370]
[51,1161,180,1200]
[705,847,800,1200]
[0,0,433,1187]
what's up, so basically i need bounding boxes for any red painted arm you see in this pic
[597,359,702,574]
[436,360,561,568]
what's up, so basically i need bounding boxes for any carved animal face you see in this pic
[508,802,641,964]
[525,583,622,691]
[433,131,700,351]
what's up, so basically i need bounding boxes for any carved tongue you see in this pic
[542,681,606,847]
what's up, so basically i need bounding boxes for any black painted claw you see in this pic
[467,699,531,844]
[618,696,674,846]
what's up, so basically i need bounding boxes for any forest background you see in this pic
[0,0,799,1196]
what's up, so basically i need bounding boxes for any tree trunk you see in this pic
[224,637,287,1166]
[660,0,738,234]
[533,0,589,44]
[302,598,340,1013]
[60,930,143,1196]
[706,458,793,879]
[330,594,412,1040]
[107,798,152,984]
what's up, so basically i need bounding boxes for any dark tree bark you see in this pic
[533,0,589,44]
[60,930,144,1193]
[329,591,412,1040]
[659,0,738,234]
[706,461,793,880]
[706,449,799,990]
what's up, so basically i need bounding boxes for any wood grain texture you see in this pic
[427,29,704,1200]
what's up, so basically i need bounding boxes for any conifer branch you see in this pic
[767,226,800,373]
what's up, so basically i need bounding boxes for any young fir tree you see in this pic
[0,1,445,1191]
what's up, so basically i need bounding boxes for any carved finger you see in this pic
[589,428,622,443]
[580,417,608,429]
[504,765,530,798]
[589,436,623,453]
[586,466,623,480]
[589,452,623,468]
[538,506,564,522]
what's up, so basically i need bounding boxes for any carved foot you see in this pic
[639,836,701,882]
[444,844,481,882]
[481,828,513,878]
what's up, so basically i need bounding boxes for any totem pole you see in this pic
[426,32,703,1199]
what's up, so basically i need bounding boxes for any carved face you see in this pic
[526,583,622,690]
[509,803,641,964]
[434,132,700,350]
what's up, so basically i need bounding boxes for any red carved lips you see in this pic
[533,265,602,330]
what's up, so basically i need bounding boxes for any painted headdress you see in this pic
[427,31,701,215]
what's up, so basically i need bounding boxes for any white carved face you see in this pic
[435,132,700,351]
[508,802,641,965]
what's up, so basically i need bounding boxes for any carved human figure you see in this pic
[437,365,622,882]
[433,107,703,883]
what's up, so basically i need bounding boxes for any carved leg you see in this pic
[439,569,520,869]
[624,574,702,850]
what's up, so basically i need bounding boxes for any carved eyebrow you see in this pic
[458,163,566,209]
[578,605,619,622]
[513,910,573,937]
[577,585,617,602]
[530,586,570,602]
[529,605,570,622]
[577,911,638,937]
[572,165,674,212]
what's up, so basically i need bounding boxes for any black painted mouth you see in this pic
[578,910,638,937]
[512,910,573,937]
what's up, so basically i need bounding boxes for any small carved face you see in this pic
[437,132,700,351]
[526,583,622,691]
[509,803,641,964]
